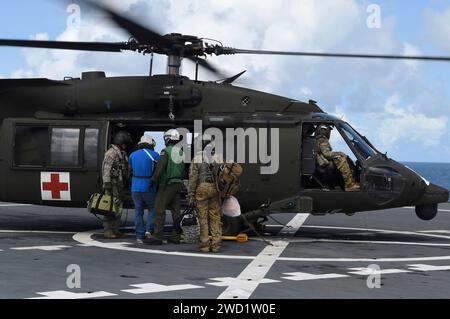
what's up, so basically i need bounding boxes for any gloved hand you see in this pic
[103,182,112,193]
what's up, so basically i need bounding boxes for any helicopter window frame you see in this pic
[335,122,378,162]
[13,124,50,168]
[303,120,368,164]
[49,127,82,168]
[83,128,100,169]
[12,123,102,171]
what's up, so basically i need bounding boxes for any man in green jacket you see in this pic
[148,129,185,245]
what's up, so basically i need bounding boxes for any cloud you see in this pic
[425,7,450,52]
[377,94,448,148]
[5,0,450,161]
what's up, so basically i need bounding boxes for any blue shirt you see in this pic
[129,148,160,193]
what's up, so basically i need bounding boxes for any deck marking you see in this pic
[122,283,204,294]
[73,225,450,262]
[0,230,75,235]
[408,264,450,272]
[403,206,450,213]
[0,204,32,207]
[206,277,279,287]
[262,238,450,247]
[11,245,71,251]
[278,213,309,236]
[216,240,289,299]
[28,290,116,299]
[347,267,410,275]
[419,230,450,234]
[282,272,348,281]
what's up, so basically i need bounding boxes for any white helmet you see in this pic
[164,129,181,144]
[138,135,156,148]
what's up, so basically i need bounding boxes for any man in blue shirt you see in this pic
[129,135,160,244]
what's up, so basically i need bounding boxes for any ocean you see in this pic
[403,162,450,201]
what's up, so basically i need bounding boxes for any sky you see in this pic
[0,0,449,163]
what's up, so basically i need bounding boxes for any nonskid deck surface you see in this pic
[1,202,450,299]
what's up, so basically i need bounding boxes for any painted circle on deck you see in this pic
[71,225,450,262]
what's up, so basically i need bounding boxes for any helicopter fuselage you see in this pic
[0,74,448,232]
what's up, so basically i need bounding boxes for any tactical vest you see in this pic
[198,162,215,184]
[160,145,184,186]
[107,145,128,184]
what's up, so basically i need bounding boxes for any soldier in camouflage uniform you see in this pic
[187,134,223,253]
[102,131,132,239]
[315,125,360,192]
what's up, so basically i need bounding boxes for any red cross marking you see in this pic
[42,174,69,199]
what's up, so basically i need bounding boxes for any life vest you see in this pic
[160,145,185,186]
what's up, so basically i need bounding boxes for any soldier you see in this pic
[149,129,185,245]
[315,124,360,192]
[187,134,223,253]
[102,131,132,239]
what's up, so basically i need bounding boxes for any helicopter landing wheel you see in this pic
[222,215,243,236]
[415,204,438,221]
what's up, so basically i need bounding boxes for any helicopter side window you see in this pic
[84,128,99,168]
[14,126,49,167]
[50,128,80,167]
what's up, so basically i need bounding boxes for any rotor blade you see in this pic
[78,0,171,48]
[225,48,450,62]
[187,56,225,77]
[0,39,127,52]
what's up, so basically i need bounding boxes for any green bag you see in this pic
[87,193,122,218]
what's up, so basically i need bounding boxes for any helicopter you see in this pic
[0,1,448,235]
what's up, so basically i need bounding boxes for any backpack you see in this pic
[215,162,243,199]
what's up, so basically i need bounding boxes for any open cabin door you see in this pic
[0,118,108,206]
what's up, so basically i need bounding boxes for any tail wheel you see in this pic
[416,204,438,221]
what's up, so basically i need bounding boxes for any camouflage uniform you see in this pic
[315,136,359,191]
[102,144,129,237]
[188,152,223,252]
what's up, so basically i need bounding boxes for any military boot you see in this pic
[345,182,361,192]
[113,231,126,238]
[103,230,117,239]
[211,246,221,253]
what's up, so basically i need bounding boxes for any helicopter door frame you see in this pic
[300,119,365,192]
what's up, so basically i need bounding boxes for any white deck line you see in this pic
[278,213,310,236]
[217,240,289,299]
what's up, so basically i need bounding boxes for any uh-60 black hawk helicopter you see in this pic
[0,1,448,235]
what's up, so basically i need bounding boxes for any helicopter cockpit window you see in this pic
[338,123,377,160]
[14,126,49,167]
[50,128,80,167]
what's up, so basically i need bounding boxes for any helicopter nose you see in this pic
[416,182,449,206]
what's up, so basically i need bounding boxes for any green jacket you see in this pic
[152,145,184,186]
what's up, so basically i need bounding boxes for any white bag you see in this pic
[221,196,241,217]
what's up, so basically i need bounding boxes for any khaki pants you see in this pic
[195,183,222,250]
[103,186,123,234]
[333,157,357,189]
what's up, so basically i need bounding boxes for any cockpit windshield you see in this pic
[338,123,378,160]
